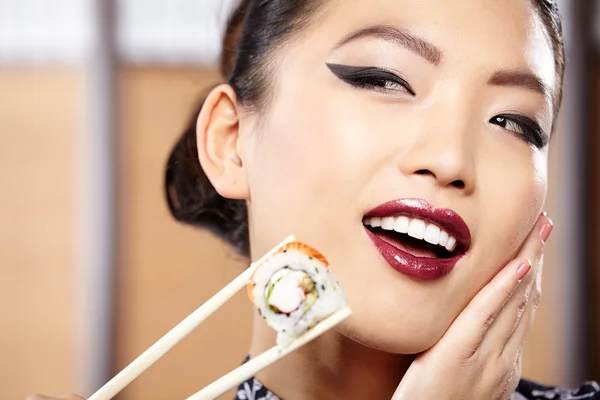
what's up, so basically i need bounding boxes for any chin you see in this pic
[337,314,444,355]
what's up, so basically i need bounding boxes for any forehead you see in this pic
[300,0,556,91]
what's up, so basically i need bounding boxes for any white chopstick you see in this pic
[187,306,352,400]
[88,235,297,400]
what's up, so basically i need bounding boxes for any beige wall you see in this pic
[2,65,598,399]
[0,68,80,399]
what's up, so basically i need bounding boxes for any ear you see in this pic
[196,84,249,200]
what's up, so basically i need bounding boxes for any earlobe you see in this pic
[196,84,249,200]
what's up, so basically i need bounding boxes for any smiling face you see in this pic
[237,0,556,353]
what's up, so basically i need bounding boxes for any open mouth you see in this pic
[363,216,465,259]
[363,198,471,280]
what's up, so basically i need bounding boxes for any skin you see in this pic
[29,0,559,399]
[240,0,554,359]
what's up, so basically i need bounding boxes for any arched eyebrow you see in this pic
[488,70,553,102]
[334,24,443,66]
[335,24,553,104]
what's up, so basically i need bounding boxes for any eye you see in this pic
[326,63,415,96]
[492,116,525,134]
[490,114,549,149]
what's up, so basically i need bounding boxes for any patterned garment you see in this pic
[235,378,279,400]
[235,357,600,400]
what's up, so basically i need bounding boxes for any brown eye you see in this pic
[489,114,548,149]
[372,78,405,91]
[491,116,526,135]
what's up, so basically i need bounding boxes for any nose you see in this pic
[396,104,477,194]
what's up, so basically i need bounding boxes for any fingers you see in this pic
[503,259,543,357]
[390,214,552,400]
[479,214,551,356]
[440,213,552,360]
[439,256,532,359]
[497,349,524,400]
[26,395,85,400]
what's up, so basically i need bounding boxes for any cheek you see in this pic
[439,144,548,344]
[472,143,548,277]
[504,149,547,249]
[242,86,390,252]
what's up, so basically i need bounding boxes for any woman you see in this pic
[30,0,600,399]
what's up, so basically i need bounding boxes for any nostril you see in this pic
[451,180,465,190]
[415,169,434,176]
[414,170,466,190]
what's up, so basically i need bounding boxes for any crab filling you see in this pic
[265,267,318,315]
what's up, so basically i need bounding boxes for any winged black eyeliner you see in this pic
[326,63,416,96]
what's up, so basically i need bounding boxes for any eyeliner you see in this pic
[326,63,416,96]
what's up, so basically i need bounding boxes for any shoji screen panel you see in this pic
[0,67,82,399]
[114,67,252,400]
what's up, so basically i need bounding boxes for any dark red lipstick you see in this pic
[363,198,471,280]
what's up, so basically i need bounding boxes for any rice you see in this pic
[247,242,347,347]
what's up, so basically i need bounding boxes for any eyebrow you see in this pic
[334,24,553,104]
[334,25,443,65]
[488,70,553,102]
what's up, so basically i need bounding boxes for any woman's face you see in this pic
[238,0,556,353]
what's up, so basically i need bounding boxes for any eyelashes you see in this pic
[490,114,548,149]
[326,62,549,149]
[326,63,416,96]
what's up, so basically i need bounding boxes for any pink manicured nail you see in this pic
[517,261,532,281]
[540,222,553,244]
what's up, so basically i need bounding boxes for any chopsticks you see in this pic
[87,235,294,400]
[87,235,351,400]
[187,306,351,400]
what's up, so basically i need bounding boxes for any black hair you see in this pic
[165,0,324,257]
[165,0,566,258]
[533,0,565,122]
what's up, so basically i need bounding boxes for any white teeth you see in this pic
[446,236,457,252]
[439,230,449,247]
[408,219,426,240]
[393,216,410,233]
[424,224,441,245]
[364,216,460,254]
[381,217,395,230]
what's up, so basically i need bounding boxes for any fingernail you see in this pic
[517,260,532,281]
[540,221,554,244]
[540,211,548,217]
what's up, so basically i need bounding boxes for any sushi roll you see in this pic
[247,241,347,347]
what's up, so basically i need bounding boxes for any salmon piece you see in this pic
[281,242,329,265]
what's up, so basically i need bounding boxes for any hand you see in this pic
[26,394,85,400]
[392,213,553,400]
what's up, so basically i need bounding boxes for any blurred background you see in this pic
[1,0,599,399]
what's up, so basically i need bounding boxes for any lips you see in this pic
[363,198,471,280]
